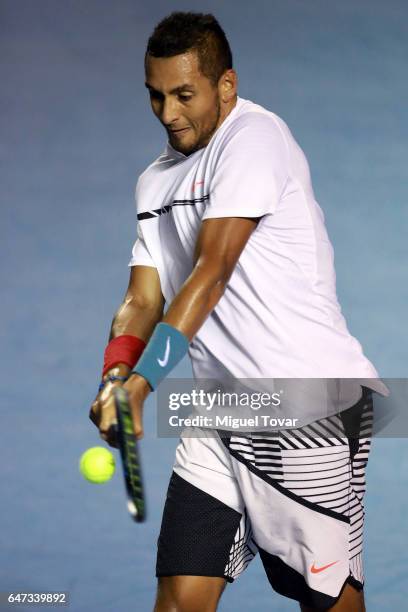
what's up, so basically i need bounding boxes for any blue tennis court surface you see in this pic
[1,1,407,610]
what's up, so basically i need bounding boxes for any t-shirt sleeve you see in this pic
[202,112,288,220]
[127,222,156,268]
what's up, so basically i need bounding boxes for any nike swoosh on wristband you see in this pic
[310,560,339,574]
[157,336,171,367]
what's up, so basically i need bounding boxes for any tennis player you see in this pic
[89,12,388,612]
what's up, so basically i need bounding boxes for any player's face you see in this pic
[145,51,234,156]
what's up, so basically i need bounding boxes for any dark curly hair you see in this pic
[145,12,233,86]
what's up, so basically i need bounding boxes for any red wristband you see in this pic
[102,334,147,377]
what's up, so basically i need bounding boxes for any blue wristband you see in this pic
[132,322,189,390]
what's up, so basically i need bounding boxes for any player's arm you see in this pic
[163,215,259,337]
[104,264,165,378]
[89,264,164,444]
[111,265,165,339]
[128,215,260,403]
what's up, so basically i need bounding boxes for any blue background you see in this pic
[1,1,407,610]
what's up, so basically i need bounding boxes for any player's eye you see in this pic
[149,91,163,100]
[179,94,193,102]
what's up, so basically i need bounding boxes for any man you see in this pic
[89,11,388,612]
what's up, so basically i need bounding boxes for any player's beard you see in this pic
[175,95,222,157]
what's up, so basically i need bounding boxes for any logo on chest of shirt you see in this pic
[191,180,204,192]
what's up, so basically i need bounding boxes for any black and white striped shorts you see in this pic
[156,386,374,610]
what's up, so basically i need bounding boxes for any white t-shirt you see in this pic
[128,96,388,425]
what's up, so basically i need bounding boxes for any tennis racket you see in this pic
[113,386,146,522]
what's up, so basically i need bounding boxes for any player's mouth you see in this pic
[169,127,190,136]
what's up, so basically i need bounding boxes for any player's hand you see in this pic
[123,373,151,440]
[89,381,122,448]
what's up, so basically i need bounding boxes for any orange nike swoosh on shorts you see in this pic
[310,560,340,573]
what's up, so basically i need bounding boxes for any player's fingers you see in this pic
[99,430,118,448]
[98,394,119,442]
[134,424,144,441]
[99,413,118,438]
[99,425,119,449]
[105,423,119,449]
[129,400,144,440]
[89,399,101,427]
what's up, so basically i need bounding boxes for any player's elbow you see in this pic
[194,255,232,290]
[123,292,164,316]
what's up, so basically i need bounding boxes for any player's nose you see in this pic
[160,97,180,126]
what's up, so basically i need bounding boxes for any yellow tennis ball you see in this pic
[79,446,115,484]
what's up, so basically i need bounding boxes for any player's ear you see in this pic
[219,69,237,103]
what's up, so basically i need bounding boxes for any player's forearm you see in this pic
[162,263,228,341]
[109,296,164,342]
[103,298,164,381]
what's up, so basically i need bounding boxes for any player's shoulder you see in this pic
[229,97,284,126]
[218,97,290,148]
[140,148,173,177]
[211,97,290,164]
[135,148,174,193]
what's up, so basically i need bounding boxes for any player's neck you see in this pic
[217,95,238,129]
